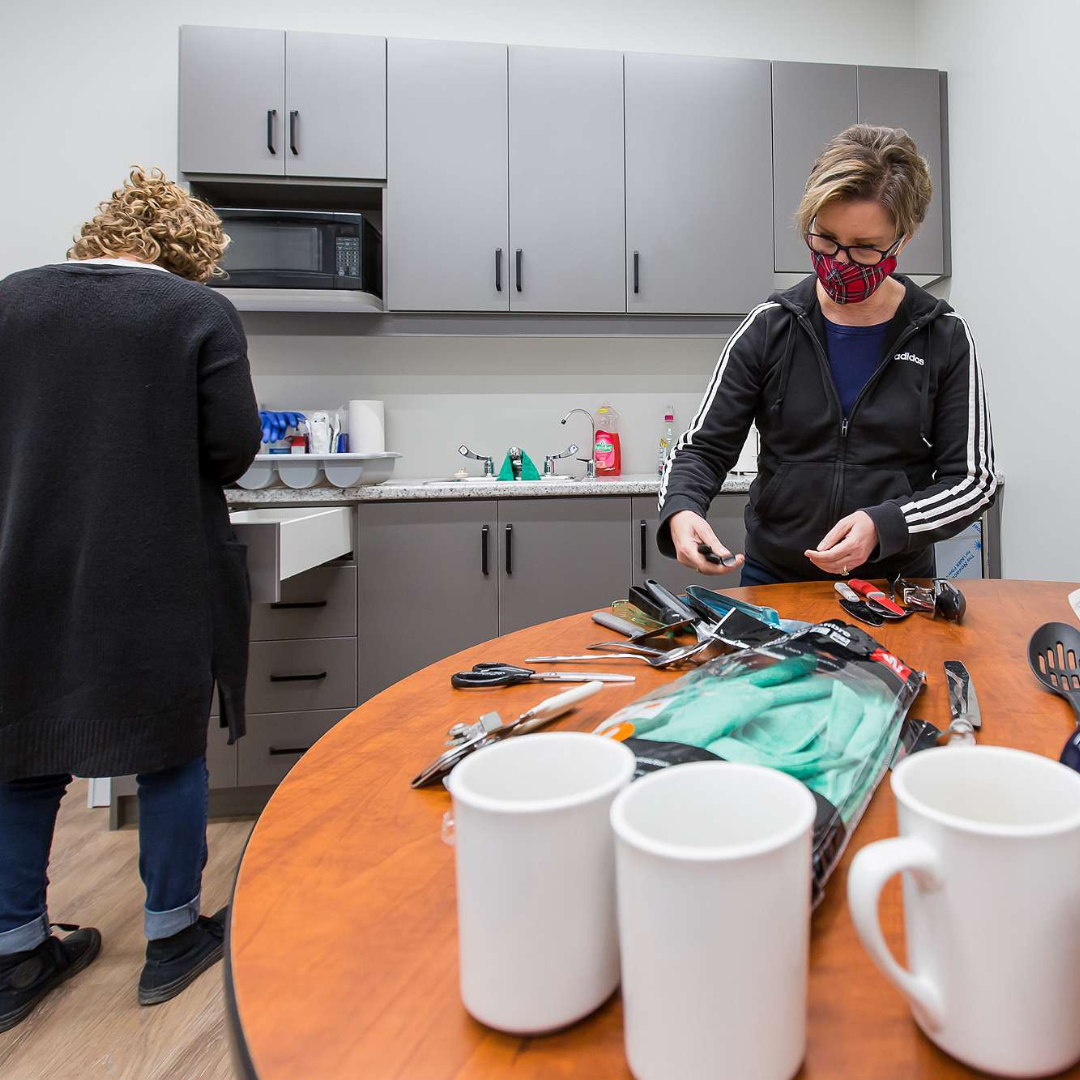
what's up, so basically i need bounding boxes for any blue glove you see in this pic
[259,410,306,444]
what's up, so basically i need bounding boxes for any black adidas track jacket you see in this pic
[657,274,998,582]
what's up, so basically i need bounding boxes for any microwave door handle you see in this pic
[289,110,299,155]
[266,109,277,155]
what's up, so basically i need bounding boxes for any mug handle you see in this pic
[847,837,946,1031]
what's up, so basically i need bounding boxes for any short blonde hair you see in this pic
[796,125,932,241]
[69,167,227,282]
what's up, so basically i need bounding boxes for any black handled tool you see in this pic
[642,579,699,625]
[450,663,634,688]
[697,543,738,568]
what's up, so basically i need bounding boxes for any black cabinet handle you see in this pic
[633,251,640,294]
[481,524,490,575]
[269,671,328,683]
[640,520,648,571]
[289,110,299,155]
[505,524,513,576]
[495,249,502,292]
[268,745,313,757]
[269,600,328,610]
[266,109,277,154]
[515,249,522,292]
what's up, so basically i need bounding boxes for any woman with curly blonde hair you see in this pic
[0,167,260,1026]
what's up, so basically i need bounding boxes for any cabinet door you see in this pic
[772,62,858,273]
[285,32,386,179]
[498,498,631,635]
[858,66,944,276]
[357,501,499,700]
[632,494,749,593]
[625,54,772,314]
[386,39,509,311]
[179,26,285,176]
[508,46,625,312]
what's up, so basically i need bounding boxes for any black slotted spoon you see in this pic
[1027,622,1080,768]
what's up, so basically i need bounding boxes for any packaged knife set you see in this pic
[595,620,925,904]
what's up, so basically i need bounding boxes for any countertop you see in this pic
[225,472,756,505]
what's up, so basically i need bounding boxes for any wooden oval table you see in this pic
[227,579,1080,1079]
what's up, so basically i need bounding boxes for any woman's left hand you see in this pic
[805,510,879,575]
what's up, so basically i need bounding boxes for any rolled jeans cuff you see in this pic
[145,892,201,941]
[0,912,49,956]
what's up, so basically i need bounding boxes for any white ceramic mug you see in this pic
[848,746,1080,1077]
[446,732,636,1034]
[610,761,817,1080]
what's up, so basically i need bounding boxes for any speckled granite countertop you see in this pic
[225,472,756,505]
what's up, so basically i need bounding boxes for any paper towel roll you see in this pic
[347,400,385,454]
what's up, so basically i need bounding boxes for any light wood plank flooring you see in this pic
[0,780,253,1079]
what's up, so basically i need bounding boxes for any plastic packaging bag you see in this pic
[594,620,925,904]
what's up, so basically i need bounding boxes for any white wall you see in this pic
[916,0,1078,580]
[0,1,920,478]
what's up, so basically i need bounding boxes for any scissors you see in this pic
[450,662,635,688]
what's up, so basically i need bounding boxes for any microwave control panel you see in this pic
[335,236,361,278]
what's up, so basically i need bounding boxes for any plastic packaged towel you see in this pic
[594,620,925,904]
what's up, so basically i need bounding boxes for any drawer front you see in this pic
[237,709,349,787]
[247,638,358,714]
[113,719,236,797]
[249,563,357,641]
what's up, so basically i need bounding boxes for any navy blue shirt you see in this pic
[823,317,890,418]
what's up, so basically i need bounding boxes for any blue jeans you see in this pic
[0,756,209,955]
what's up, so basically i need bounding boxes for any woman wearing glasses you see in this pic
[659,124,996,585]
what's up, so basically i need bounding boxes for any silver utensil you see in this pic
[526,642,710,668]
[944,660,981,745]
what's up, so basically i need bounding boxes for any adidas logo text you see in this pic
[896,351,925,366]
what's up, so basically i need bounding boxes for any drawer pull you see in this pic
[269,600,328,610]
[268,745,313,757]
[269,671,328,683]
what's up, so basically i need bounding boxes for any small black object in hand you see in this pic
[698,543,738,568]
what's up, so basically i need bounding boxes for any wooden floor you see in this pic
[0,780,254,1080]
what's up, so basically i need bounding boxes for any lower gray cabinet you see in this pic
[633,494,749,593]
[498,498,631,635]
[357,501,499,701]
[237,709,350,787]
[246,638,358,714]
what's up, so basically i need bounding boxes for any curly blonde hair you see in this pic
[68,167,228,282]
[796,125,933,241]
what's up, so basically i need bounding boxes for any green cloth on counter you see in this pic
[496,449,542,481]
[637,654,896,812]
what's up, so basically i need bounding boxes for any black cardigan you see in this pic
[0,263,261,781]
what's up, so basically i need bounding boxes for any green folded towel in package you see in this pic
[496,450,542,481]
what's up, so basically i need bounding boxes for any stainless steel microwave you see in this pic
[212,208,382,296]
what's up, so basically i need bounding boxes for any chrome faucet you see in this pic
[543,444,579,476]
[561,409,596,479]
[458,444,494,477]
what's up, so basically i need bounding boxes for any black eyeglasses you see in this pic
[805,231,904,267]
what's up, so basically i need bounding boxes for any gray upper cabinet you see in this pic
[772,62,858,273]
[357,501,499,701]
[625,54,773,314]
[179,26,286,176]
[857,66,945,276]
[284,32,386,179]
[508,47,625,313]
[498,498,631,635]
[386,39,509,311]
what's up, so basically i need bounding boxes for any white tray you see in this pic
[236,452,402,491]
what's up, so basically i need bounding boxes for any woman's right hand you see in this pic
[669,510,745,575]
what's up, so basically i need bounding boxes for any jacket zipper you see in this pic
[796,312,928,523]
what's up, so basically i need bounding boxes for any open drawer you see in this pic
[229,507,354,603]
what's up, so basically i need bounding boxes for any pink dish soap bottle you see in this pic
[594,403,622,477]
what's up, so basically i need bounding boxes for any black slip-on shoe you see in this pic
[0,924,102,1034]
[138,906,227,1006]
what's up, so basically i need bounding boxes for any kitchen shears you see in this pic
[450,662,635,688]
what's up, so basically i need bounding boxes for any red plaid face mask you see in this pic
[812,250,897,305]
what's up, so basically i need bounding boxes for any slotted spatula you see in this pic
[1028,622,1080,724]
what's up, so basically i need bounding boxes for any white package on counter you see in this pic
[347,399,386,454]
